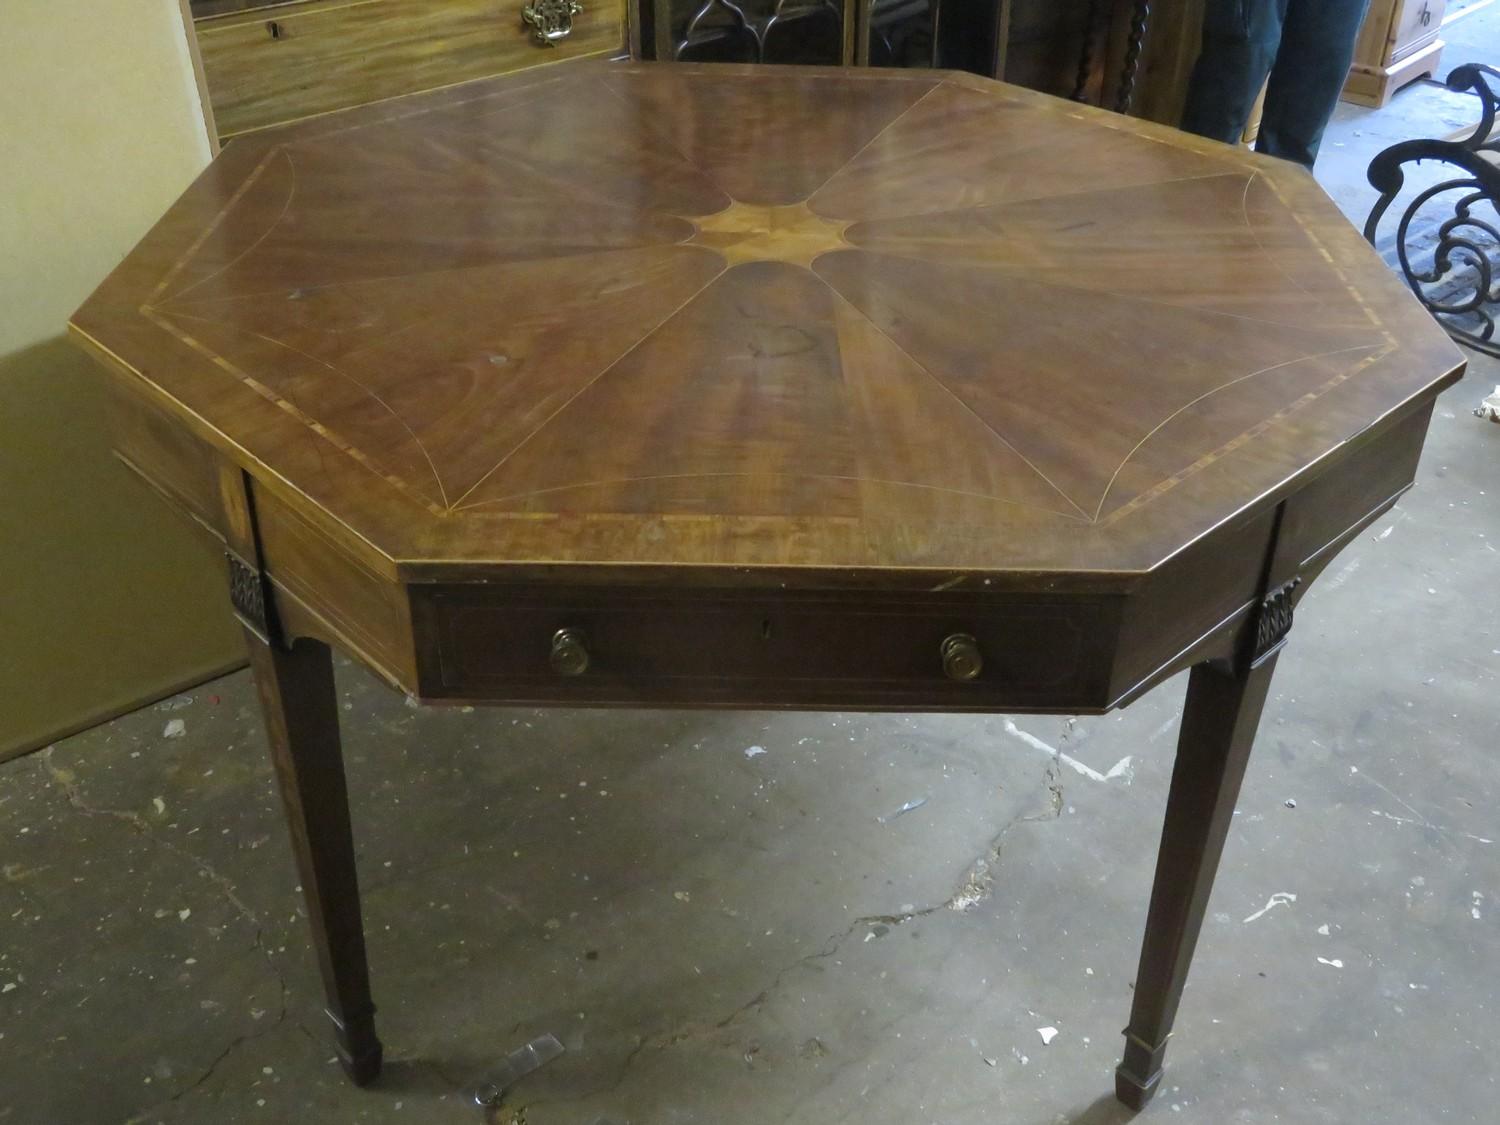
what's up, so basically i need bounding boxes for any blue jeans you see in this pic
[1180,0,1372,168]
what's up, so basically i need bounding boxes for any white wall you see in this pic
[4,1,214,349]
[0,0,242,758]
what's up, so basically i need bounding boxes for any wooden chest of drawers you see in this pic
[194,0,626,139]
[1343,0,1448,107]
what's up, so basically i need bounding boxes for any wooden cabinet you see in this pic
[193,0,626,140]
[1343,0,1447,107]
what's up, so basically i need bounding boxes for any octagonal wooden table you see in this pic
[72,61,1463,1110]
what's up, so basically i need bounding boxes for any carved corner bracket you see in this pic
[227,550,275,645]
[1249,577,1301,669]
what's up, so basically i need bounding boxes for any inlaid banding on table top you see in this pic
[75,61,1461,573]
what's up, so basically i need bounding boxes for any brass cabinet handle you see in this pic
[522,0,583,46]
[549,628,590,676]
[940,633,983,682]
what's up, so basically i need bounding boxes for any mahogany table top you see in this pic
[72,62,1463,584]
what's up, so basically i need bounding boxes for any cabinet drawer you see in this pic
[1391,0,1444,61]
[196,0,625,138]
[414,587,1114,710]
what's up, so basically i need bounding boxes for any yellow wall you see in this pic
[0,1,243,760]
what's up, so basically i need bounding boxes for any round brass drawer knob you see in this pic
[550,628,590,676]
[941,633,983,681]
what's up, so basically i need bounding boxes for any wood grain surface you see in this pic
[72,62,1463,586]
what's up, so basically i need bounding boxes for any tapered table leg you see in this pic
[245,629,383,1086]
[1115,653,1279,1109]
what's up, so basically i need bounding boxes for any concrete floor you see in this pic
[4,33,1500,1125]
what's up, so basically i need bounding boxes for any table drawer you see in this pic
[413,587,1114,710]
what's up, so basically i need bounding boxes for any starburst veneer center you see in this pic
[688,200,851,267]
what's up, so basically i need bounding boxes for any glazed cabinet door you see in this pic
[637,0,986,70]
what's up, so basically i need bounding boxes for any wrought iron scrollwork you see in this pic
[1364,64,1500,358]
[674,0,845,64]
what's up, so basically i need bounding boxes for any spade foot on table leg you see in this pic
[1114,1032,1166,1111]
[331,1007,384,1086]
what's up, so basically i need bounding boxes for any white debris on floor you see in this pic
[1475,385,1500,422]
[1000,719,1134,784]
[1243,892,1297,924]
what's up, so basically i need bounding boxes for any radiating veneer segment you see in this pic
[843,172,1378,332]
[809,79,1230,220]
[813,249,1385,522]
[605,67,939,205]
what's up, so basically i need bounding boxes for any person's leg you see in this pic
[1180,0,1288,144]
[1255,0,1371,167]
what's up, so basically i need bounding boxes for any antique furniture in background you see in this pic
[188,0,627,139]
[185,0,1168,145]
[632,0,995,71]
[1009,0,1208,128]
[1365,63,1500,356]
[184,0,1466,156]
[1343,0,1448,106]
[72,62,1462,1110]
[632,0,1155,112]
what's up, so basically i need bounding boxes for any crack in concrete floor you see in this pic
[34,747,293,1116]
[501,757,1070,1121]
